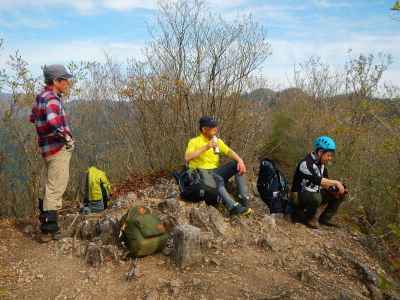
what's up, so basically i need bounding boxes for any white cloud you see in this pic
[0,14,57,29]
[224,3,305,21]
[1,31,398,87]
[312,0,352,8]
[0,39,146,78]
[0,0,247,14]
[102,0,156,11]
[263,32,400,87]
[0,0,156,14]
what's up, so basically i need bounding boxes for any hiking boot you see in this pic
[306,202,328,229]
[37,232,54,243]
[237,194,250,209]
[307,218,320,229]
[230,204,252,216]
[241,207,253,216]
[37,231,63,243]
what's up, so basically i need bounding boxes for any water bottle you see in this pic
[212,136,220,154]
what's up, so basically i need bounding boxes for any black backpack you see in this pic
[257,158,289,214]
[172,168,219,206]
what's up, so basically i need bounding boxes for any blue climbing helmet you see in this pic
[313,136,336,153]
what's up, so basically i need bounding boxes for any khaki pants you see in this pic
[43,146,73,211]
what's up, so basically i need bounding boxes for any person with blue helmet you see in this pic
[290,136,346,229]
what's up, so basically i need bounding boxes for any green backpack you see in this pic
[120,206,168,257]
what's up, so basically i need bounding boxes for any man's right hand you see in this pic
[65,135,75,150]
[335,181,345,194]
[207,139,218,150]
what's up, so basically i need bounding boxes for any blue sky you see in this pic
[0,0,398,87]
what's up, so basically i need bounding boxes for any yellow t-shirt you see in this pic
[185,134,231,170]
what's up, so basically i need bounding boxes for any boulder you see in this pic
[158,198,181,215]
[189,207,209,230]
[84,242,104,267]
[172,224,202,268]
[207,206,227,236]
[96,216,119,244]
[189,206,227,236]
[80,219,97,240]
[262,215,277,231]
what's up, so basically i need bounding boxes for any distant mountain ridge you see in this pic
[0,92,11,103]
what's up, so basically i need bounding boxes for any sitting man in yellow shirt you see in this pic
[185,116,252,216]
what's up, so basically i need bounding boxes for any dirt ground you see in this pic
[0,182,397,300]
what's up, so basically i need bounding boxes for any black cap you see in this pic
[199,116,218,129]
[43,64,73,82]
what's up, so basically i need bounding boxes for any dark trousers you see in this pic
[210,161,249,209]
[293,190,344,222]
[213,161,239,182]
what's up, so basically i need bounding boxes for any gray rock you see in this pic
[337,249,383,299]
[113,192,136,208]
[189,206,227,236]
[200,231,214,249]
[357,263,379,286]
[336,291,355,300]
[23,224,34,235]
[170,279,184,288]
[96,217,118,244]
[367,286,384,300]
[296,270,313,284]
[87,271,97,281]
[172,224,202,268]
[383,293,400,300]
[84,242,103,267]
[207,206,227,236]
[162,235,175,256]
[158,198,180,214]
[80,219,97,240]
[210,258,221,266]
[263,215,277,231]
[189,207,209,230]
[166,191,179,199]
[57,237,74,255]
[159,215,179,232]
[59,213,80,236]
[192,278,202,287]
[168,279,184,296]
[337,250,378,283]
[256,236,275,251]
[144,290,159,300]
[101,244,119,262]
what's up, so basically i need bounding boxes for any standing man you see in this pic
[30,65,74,242]
[291,136,346,229]
[185,116,252,216]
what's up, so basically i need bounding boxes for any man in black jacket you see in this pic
[291,136,346,229]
